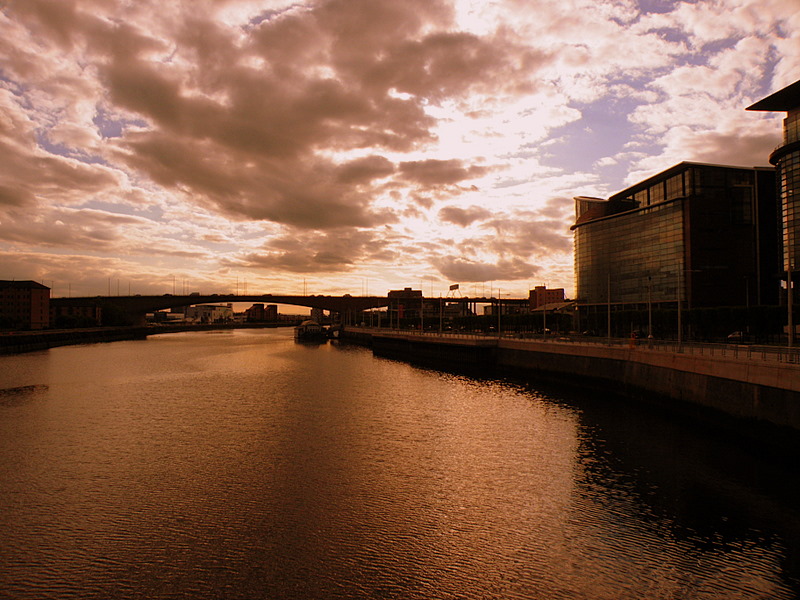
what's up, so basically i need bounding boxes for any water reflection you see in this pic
[0,384,48,406]
[0,329,797,599]
[564,386,800,597]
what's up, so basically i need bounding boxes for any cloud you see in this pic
[28,0,533,231]
[438,205,492,227]
[0,0,798,299]
[0,89,122,214]
[433,256,539,282]
[0,249,217,297]
[430,201,572,284]
[230,228,396,274]
[0,204,216,261]
[335,155,395,184]
[399,159,493,186]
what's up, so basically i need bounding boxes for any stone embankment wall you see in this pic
[0,323,289,355]
[498,339,800,433]
[341,329,800,444]
[0,327,150,354]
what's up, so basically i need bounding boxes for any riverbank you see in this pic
[342,327,800,451]
[0,323,294,354]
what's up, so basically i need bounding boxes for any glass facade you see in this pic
[574,199,684,305]
[748,80,800,291]
[784,109,799,145]
[777,108,800,272]
[573,163,777,308]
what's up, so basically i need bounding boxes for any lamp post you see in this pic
[677,266,682,345]
[607,273,612,344]
[789,260,794,348]
[543,301,547,340]
[647,275,653,340]
[785,211,794,348]
[497,290,501,336]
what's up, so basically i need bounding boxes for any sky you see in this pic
[0,0,798,300]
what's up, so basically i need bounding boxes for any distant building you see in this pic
[245,303,266,322]
[265,304,278,321]
[0,280,50,330]
[747,79,800,305]
[388,288,423,321]
[185,303,234,324]
[51,303,102,328]
[572,162,779,311]
[245,303,280,322]
[529,286,565,310]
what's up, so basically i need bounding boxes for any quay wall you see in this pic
[371,333,497,368]
[342,329,800,442]
[498,339,800,432]
[0,323,292,354]
[0,327,150,354]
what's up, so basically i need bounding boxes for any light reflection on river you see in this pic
[0,328,798,599]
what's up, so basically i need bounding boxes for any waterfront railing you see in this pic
[346,327,800,365]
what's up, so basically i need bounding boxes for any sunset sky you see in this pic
[1,0,798,299]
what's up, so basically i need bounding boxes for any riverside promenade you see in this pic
[342,327,800,441]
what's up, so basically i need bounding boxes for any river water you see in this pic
[1,328,798,599]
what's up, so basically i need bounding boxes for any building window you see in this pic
[649,181,665,204]
[730,187,753,224]
[665,174,683,201]
[784,110,799,144]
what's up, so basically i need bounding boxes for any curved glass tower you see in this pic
[748,80,800,286]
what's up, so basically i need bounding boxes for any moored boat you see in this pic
[294,320,328,342]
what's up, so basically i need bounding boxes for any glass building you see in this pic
[572,162,778,312]
[748,80,800,297]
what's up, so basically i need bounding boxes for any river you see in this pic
[1,328,798,599]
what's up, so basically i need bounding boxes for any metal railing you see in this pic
[344,326,800,365]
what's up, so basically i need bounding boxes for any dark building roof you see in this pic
[747,79,800,111]
[0,280,49,290]
[388,287,422,298]
[609,161,771,201]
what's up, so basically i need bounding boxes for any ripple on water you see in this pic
[0,330,798,599]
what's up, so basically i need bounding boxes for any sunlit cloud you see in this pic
[0,0,796,298]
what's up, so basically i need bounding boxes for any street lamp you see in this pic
[677,266,683,345]
[647,275,653,340]
[497,290,501,336]
[789,260,795,348]
[607,273,612,343]
[676,265,702,344]
[543,300,547,340]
